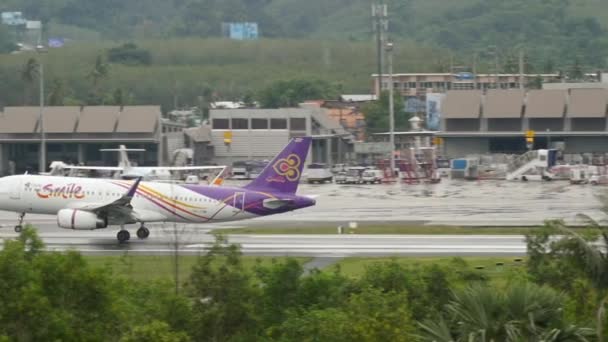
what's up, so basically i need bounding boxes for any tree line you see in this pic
[1,0,606,69]
[0,37,589,119]
[0,39,443,113]
[2,217,608,341]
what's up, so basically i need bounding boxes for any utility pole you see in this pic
[386,41,395,176]
[36,43,48,174]
[472,52,478,89]
[487,45,499,89]
[518,49,525,91]
[39,62,45,173]
[372,3,387,96]
[494,48,499,89]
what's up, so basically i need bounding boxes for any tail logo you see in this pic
[271,154,301,181]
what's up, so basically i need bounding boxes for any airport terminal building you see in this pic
[208,106,354,166]
[438,88,608,157]
[0,106,165,174]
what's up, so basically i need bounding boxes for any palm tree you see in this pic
[86,54,109,104]
[47,79,66,106]
[418,283,593,342]
[87,54,109,87]
[20,58,39,105]
[533,217,608,342]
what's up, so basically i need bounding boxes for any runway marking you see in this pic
[185,243,525,249]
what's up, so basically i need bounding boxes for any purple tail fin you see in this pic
[244,136,311,194]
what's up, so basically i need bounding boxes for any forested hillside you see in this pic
[1,0,607,111]
[0,39,443,110]
[1,0,607,67]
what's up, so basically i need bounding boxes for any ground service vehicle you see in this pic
[361,169,383,184]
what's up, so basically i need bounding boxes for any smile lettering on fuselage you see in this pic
[36,183,85,199]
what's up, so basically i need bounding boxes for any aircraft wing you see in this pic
[60,165,124,171]
[149,166,226,171]
[70,178,142,224]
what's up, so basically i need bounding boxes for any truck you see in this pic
[344,166,367,184]
[361,169,383,184]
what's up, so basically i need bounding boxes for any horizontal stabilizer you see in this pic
[262,198,295,209]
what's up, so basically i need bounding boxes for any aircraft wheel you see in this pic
[117,230,130,243]
[137,227,150,239]
[14,225,22,233]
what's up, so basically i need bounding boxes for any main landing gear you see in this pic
[117,227,130,243]
[14,212,25,233]
[136,224,150,239]
[116,223,150,243]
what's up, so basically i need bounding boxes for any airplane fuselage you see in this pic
[0,175,314,227]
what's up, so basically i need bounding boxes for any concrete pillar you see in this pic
[564,118,571,131]
[247,116,252,160]
[479,118,488,131]
[77,144,85,164]
[0,144,7,175]
[157,111,164,166]
[326,138,332,166]
[305,112,312,136]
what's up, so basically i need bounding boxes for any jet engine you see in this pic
[56,209,107,230]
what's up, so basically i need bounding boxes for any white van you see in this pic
[305,163,333,183]
[344,167,367,184]
[361,169,384,184]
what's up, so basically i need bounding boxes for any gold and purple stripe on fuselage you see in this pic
[111,180,215,222]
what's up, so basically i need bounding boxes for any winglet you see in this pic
[125,177,143,198]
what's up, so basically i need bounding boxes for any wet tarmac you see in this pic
[0,178,602,229]
[250,179,604,226]
[0,179,599,256]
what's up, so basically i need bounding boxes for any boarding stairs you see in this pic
[505,150,554,181]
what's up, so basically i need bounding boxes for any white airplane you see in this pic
[49,145,223,181]
[0,137,314,242]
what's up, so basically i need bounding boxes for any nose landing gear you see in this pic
[14,212,25,233]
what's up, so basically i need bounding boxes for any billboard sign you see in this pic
[1,12,26,26]
[404,97,425,113]
[48,38,65,48]
[26,20,41,29]
[454,72,475,80]
[222,22,259,40]
[426,93,445,131]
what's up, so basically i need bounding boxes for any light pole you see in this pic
[36,45,47,173]
[372,3,387,96]
[386,41,395,175]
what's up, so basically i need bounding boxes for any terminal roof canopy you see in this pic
[38,106,80,133]
[525,90,566,118]
[443,90,482,118]
[567,88,608,118]
[0,107,40,133]
[76,106,120,133]
[484,90,524,118]
[116,106,160,133]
